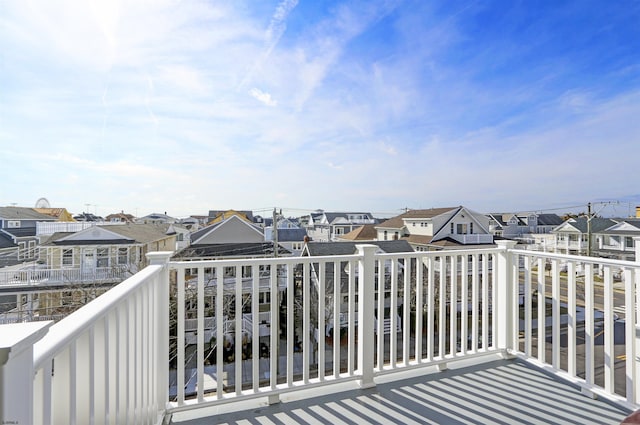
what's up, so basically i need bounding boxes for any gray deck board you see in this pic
[170,358,631,425]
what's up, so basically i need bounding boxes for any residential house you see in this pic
[0,223,177,320]
[594,219,640,261]
[486,212,563,251]
[174,215,289,260]
[207,209,256,225]
[0,206,57,263]
[336,224,378,241]
[305,211,378,242]
[39,223,177,274]
[551,217,617,255]
[264,218,308,256]
[136,212,176,225]
[73,212,104,222]
[33,208,75,222]
[105,211,135,223]
[376,206,493,251]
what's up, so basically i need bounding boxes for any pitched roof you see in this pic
[536,214,564,226]
[0,207,57,221]
[339,224,378,241]
[43,224,173,245]
[0,231,17,249]
[556,217,617,233]
[377,207,457,229]
[275,228,308,242]
[173,242,290,259]
[303,240,413,256]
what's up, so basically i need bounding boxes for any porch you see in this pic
[2,240,640,424]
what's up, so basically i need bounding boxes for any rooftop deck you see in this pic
[170,356,630,425]
[2,241,640,425]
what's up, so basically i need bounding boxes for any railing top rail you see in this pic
[509,248,640,268]
[169,253,362,269]
[375,247,501,260]
[33,264,163,369]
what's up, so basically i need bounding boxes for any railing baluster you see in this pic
[603,265,615,393]
[537,258,546,364]
[235,266,242,396]
[348,259,356,375]
[552,259,560,368]
[524,256,532,356]
[427,256,434,361]
[333,261,341,378]
[481,254,488,350]
[197,269,204,402]
[176,269,185,405]
[269,263,278,392]
[303,262,310,384]
[89,327,95,424]
[584,263,594,388]
[70,340,77,425]
[624,267,636,404]
[318,261,326,381]
[390,258,398,366]
[460,255,468,356]
[567,261,577,377]
[376,259,384,370]
[416,256,424,361]
[286,263,294,385]
[450,255,457,356]
[403,258,411,364]
[251,266,259,392]
[471,254,478,353]
[215,266,224,398]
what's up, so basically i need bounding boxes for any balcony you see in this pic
[0,266,133,289]
[449,233,494,245]
[2,243,640,424]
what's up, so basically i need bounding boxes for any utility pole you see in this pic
[273,207,279,258]
[587,202,592,257]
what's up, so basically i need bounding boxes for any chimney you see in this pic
[636,206,640,219]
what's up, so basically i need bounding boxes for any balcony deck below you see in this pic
[168,356,632,425]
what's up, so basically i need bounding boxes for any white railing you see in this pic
[0,252,172,425]
[0,266,133,287]
[2,241,640,424]
[449,233,494,245]
[511,247,640,408]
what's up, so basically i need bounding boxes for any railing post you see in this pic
[0,321,52,425]
[356,244,377,389]
[146,251,173,417]
[495,240,518,358]
[634,237,640,404]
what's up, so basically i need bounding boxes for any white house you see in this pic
[376,206,493,251]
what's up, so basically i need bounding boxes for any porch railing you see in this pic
[1,241,640,424]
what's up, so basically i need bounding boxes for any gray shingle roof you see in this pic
[275,228,308,242]
[173,242,290,259]
[304,240,413,256]
[0,207,56,221]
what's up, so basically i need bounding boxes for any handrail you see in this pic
[33,264,163,369]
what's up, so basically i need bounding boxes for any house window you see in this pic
[457,223,468,234]
[7,220,20,228]
[450,223,454,234]
[626,237,634,249]
[97,248,109,267]
[118,248,128,265]
[470,223,473,234]
[62,249,73,267]
[384,231,388,241]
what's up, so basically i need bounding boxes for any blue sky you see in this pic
[1,0,639,218]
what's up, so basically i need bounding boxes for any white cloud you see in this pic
[249,88,278,107]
